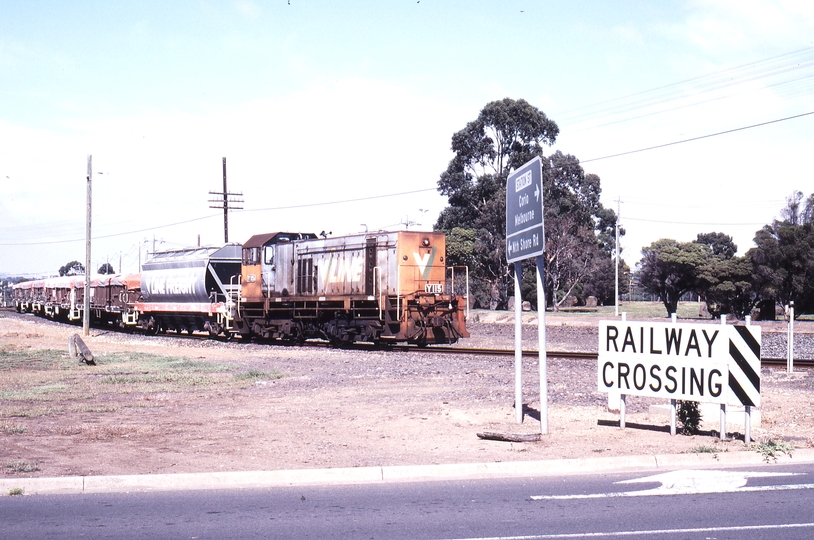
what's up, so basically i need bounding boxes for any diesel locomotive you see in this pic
[13,230,469,346]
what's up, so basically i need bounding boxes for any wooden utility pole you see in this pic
[615,197,621,317]
[84,155,92,337]
[209,157,243,243]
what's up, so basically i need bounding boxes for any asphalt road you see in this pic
[2,463,814,539]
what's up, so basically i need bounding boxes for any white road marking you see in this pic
[439,522,814,540]
[531,469,806,500]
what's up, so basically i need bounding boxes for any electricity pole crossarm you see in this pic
[208,157,244,243]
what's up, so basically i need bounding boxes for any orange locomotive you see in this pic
[236,230,469,345]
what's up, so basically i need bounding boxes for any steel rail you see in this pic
[5,309,812,367]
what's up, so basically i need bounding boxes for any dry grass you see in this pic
[0,347,285,419]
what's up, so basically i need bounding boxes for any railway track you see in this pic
[305,341,813,368]
[415,346,813,368]
[3,309,810,367]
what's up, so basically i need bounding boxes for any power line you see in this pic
[556,47,814,128]
[243,187,436,213]
[623,216,767,226]
[621,197,785,210]
[0,187,439,246]
[581,110,814,163]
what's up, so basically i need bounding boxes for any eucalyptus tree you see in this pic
[436,98,558,309]
[436,98,619,310]
[638,239,710,316]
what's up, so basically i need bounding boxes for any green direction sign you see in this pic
[506,157,544,263]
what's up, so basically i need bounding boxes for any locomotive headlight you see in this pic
[422,237,430,247]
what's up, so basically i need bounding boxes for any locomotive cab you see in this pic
[241,232,318,301]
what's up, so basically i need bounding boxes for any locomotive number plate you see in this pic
[424,283,443,294]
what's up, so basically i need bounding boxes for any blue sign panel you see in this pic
[506,157,544,263]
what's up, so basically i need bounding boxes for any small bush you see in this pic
[677,400,702,435]
[7,487,24,496]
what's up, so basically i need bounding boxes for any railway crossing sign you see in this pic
[598,321,761,407]
[506,157,544,263]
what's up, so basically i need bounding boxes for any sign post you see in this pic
[506,157,547,433]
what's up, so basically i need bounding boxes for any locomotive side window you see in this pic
[264,246,275,265]
[243,247,261,265]
[297,258,314,294]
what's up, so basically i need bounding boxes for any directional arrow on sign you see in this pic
[534,183,540,202]
[530,470,810,500]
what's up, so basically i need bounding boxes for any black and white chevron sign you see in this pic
[727,325,761,407]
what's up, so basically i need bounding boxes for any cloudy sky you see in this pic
[1,1,813,276]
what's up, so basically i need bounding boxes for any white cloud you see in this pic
[0,77,470,274]
[234,0,262,19]
[681,0,814,53]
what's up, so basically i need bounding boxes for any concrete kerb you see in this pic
[3,449,813,496]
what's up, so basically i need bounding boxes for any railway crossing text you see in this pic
[598,321,761,407]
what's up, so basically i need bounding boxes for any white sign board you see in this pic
[598,321,760,407]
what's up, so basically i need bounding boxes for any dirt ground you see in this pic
[2,310,813,479]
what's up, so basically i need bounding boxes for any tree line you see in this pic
[639,191,814,319]
[434,98,812,319]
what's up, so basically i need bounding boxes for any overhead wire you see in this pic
[0,188,437,246]
[556,47,814,128]
[4,50,813,248]
[581,110,814,163]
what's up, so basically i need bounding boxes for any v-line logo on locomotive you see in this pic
[319,247,438,286]
[413,247,437,280]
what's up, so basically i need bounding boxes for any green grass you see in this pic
[234,369,285,382]
[0,347,286,417]
[7,488,25,496]
[0,348,67,371]
[549,301,706,320]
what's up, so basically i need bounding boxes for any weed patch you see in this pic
[0,423,26,435]
[235,369,285,382]
[686,444,727,454]
[751,439,794,462]
[5,461,40,474]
